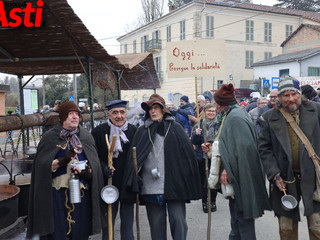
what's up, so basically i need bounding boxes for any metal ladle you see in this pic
[281,189,297,211]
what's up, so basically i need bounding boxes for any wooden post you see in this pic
[105,134,117,240]
[132,147,140,240]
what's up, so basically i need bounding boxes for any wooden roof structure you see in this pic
[115,53,161,91]
[0,0,123,76]
[0,0,160,93]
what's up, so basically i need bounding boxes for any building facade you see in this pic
[118,0,320,105]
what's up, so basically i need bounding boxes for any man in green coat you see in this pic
[206,84,270,240]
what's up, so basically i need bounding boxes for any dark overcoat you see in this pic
[121,116,202,203]
[258,101,320,221]
[91,123,137,191]
[219,107,271,219]
[27,124,105,238]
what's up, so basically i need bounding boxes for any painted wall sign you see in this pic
[167,39,226,78]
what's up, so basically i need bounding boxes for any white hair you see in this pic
[198,95,205,101]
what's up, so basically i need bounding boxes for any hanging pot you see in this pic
[281,189,298,211]
[101,185,119,204]
[0,185,20,229]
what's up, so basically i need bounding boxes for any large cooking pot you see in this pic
[15,175,31,216]
[0,185,20,229]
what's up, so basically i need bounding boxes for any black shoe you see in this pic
[211,203,217,212]
[202,203,208,213]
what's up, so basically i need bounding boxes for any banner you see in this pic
[167,39,226,78]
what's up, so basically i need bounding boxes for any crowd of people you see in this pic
[27,77,320,240]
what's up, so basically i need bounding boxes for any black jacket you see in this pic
[121,116,202,203]
[91,123,137,191]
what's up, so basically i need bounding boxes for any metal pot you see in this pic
[14,175,31,216]
[281,189,298,211]
[0,185,20,229]
[101,185,119,204]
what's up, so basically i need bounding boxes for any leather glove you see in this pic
[72,164,92,180]
[103,166,114,178]
[57,148,76,167]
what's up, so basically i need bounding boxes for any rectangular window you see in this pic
[206,16,214,38]
[124,44,127,54]
[264,52,272,60]
[133,40,136,53]
[308,67,320,76]
[140,35,148,52]
[167,25,171,42]
[279,69,289,77]
[180,20,186,40]
[264,22,272,43]
[245,50,254,68]
[140,37,144,53]
[154,56,162,80]
[286,25,293,38]
[152,30,160,41]
[246,20,254,41]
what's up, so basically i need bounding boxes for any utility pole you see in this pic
[73,74,77,104]
[42,75,45,106]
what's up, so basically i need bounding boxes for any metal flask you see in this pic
[69,173,81,204]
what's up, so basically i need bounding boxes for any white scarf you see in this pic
[107,119,129,158]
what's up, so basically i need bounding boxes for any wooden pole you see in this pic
[105,134,117,240]
[195,76,200,126]
[203,114,212,240]
[132,147,140,240]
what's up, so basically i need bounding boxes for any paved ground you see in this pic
[2,183,310,240]
[0,133,310,240]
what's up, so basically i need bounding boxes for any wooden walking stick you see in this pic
[105,134,117,240]
[132,147,140,240]
[203,116,212,240]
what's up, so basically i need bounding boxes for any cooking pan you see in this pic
[281,189,297,211]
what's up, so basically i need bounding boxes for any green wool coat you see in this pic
[219,107,271,219]
[27,124,105,238]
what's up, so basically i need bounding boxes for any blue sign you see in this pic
[272,77,280,89]
[263,79,270,88]
[69,96,75,102]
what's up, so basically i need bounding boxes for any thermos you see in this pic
[69,173,81,203]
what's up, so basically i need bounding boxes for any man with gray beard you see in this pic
[258,77,320,239]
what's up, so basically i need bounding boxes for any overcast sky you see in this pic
[67,0,279,55]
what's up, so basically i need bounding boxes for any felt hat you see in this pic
[213,83,237,106]
[141,94,171,118]
[59,101,81,123]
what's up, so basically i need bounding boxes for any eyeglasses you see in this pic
[259,102,267,105]
[269,96,277,99]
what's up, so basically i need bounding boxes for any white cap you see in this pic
[250,92,261,99]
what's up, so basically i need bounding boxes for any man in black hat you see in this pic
[91,99,137,240]
[121,94,201,240]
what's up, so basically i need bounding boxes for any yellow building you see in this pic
[118,0,320,105]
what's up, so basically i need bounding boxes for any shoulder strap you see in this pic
[279,108,316,158]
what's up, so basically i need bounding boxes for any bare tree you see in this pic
[140,0,165,25]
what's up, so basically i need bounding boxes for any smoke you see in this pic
[126,101,145,127]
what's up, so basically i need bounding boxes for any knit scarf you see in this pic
[107,119,129,158]
[59,128,82,153]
